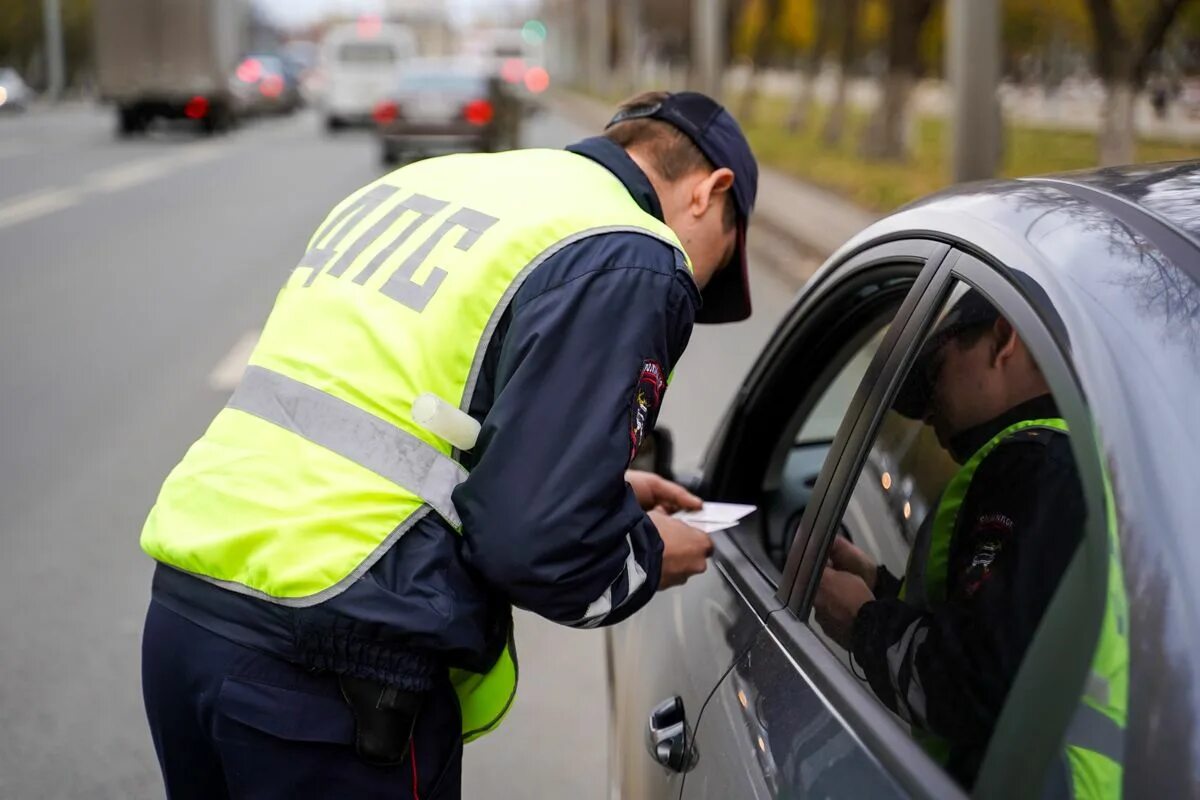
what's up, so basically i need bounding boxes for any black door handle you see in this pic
[646,695,697,773]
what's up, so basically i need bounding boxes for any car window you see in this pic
[339,42,397,65]
[398,73,487,94]
[808,280,1085,793]
[724,266,919,581]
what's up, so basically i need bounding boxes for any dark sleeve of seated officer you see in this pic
[452,234,709,629]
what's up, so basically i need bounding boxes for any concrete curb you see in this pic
[546,89,880,270]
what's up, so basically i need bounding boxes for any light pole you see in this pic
[946,0,1002,182]
[692,0,725,99]
[43,0,66,101]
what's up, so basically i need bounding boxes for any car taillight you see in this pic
[184,96,209,119]
[463,99,494,126]
[500,58,526,84]
[373,100,399,125]
[236,58,262,84]
[524,67,550,94]
[260,74,284,98]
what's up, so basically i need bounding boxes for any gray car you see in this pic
[609,162,1200,799]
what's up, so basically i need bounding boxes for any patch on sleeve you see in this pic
[962,513,1013,597]
[629,359,667,463]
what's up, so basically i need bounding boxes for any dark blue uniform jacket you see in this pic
[151,137,700,691]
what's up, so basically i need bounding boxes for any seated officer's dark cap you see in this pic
[607,91,759,323]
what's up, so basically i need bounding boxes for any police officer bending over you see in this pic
[814,292,1085,789]
[139,91,758,798]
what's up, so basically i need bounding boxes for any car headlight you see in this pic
[0,86,8,106]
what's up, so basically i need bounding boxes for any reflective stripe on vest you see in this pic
[140,148,693,741]
[899,418,1128,798]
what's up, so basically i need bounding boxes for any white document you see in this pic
[672,502,757,533]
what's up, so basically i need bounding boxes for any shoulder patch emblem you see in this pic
[629,359,667,463]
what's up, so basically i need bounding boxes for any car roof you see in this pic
[830,163,1200,755]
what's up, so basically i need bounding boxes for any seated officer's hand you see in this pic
[626,470,703,513]
[828,535,878,590]
[650,510,713,589]
[814,567,874,650]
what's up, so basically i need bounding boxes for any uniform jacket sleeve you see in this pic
[453,232,698,628]
[849,436,1085,771]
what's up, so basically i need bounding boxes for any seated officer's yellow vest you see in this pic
[141,148,691,741]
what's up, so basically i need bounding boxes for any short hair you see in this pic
[604,91,737,232]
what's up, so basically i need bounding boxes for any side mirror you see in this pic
[630,427,676,481]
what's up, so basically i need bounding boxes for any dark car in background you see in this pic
[372,59,518,166]
[609,163,1200,798]
[232,54,301,117]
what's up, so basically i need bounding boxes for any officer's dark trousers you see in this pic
[142,600,463,799]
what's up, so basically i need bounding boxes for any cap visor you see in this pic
[696,222,751,324]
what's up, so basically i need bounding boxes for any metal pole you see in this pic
[621,0,643,96]
[43,0,65,101]
[587,0,612,97]
[692,0,725,99]
[946,0,1001,182]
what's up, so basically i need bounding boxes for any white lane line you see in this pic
[208,329,260,391]
[84,158,176,193]
[0,187,84,230]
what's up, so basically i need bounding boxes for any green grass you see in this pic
[737,96,1200,212]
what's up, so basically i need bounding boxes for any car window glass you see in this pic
[749,277,911,578]
[808,281,1085,793]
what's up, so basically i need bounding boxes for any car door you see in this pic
[673,239,956,799]
[607,240,950,800]
[686,248,1122,799]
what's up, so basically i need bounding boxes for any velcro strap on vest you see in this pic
[228,365,467,528]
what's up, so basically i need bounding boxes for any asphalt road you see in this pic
[0,104,800,798]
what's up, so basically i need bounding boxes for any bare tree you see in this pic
[737,0,784,123]
[786,0,835,133]
[821,0,861,145]
[861,0,937,161]
[1082,0,1194,166]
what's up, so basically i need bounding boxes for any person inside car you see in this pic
[813,290,1085,788]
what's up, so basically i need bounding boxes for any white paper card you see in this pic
[673,502,757,533]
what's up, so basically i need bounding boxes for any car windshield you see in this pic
[398,73,487,94]
[339,42,396,65]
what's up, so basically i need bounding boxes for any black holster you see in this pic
[338,675,425,767]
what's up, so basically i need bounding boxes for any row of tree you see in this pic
[733,0,1198,165]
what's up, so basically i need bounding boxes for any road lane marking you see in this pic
[0,187,83,230]
[0,142,237,229]
[209,329,260,391]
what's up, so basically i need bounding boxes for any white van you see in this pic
[318,20,416,130]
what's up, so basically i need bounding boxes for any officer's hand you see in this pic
[828,535,878,590]
[651,511,713,589]
[813,567,874,650]
[627,470,703,514]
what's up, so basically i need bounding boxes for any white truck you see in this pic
[93,0,248,135]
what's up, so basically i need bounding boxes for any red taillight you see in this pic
[463,99,494,126]
[524,67,550,94]
[236,58,262,84]
[373,100,399,125]
[184,95,209,119]
[500,58,526,84]
[260,74,284,98]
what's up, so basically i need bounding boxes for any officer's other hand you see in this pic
[651,510,713,589]
[828,535,878,590]
[813,567,874,650]
[627,470,703,513]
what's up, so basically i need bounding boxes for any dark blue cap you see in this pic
[607,91,759,323]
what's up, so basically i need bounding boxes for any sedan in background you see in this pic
[232,54,301,117]
[372,59,517,167]
[0,67,32,112]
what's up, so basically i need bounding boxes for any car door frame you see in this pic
[772,245,1113,799]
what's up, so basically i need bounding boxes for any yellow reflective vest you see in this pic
[141,148,691,741]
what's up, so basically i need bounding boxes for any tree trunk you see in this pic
[863,70,916,159]
[822,0,860,146]
[1099,79,1137,166]
[786,0,835,132]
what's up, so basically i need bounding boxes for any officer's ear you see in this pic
[690,168,735,221]
[991,318,1018,368]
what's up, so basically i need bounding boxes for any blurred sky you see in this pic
[256,0,536,29]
